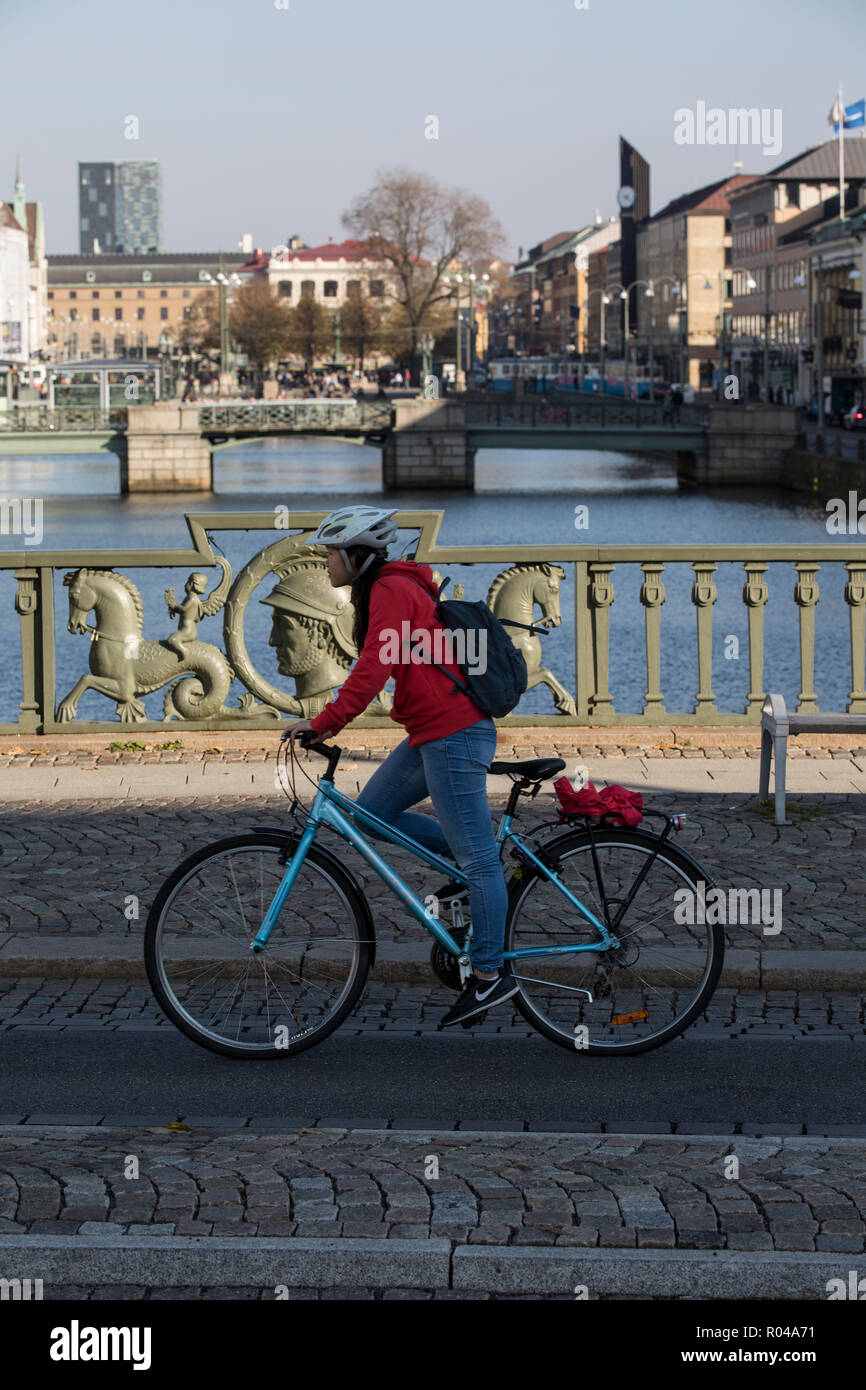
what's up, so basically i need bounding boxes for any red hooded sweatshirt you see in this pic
[308,560,485,746]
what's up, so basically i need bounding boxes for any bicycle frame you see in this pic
[251,778,616,963]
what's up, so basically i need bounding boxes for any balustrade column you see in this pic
[794,562,820,713]
[640,562,666,715]
[691,561,718,717]
[574,561,594,719]
[742,562,769,717]
[14,568,41,731]
[589,563,615,715]
[844,561,866,713]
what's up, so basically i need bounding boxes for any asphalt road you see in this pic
[2,1031,864,1131]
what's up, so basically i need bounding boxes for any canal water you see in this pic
[0,438,854,726]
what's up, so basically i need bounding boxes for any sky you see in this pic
[4,0,866,260]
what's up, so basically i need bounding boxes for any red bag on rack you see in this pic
[553,777,644,828]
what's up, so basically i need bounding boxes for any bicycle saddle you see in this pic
[489,758,566,782]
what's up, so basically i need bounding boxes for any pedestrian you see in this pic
[671,387,683,424]
[284,505,517,1029]
[181,371,196,403]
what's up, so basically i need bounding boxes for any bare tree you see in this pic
[286,293,331,372]
[343,168,505,384]
[340,285,382,371]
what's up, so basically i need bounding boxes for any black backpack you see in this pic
[399,574,539,719]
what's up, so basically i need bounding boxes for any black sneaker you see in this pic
[437,972,519,1029]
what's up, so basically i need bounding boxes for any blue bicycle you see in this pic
[145,733,723,1059]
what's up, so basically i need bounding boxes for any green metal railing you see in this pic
[199,400,394,434]
[3,512,865,734]
[463,399,710,429]
[0,406,129,433]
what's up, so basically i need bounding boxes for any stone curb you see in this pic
[0,1235,851,1298]
[0,1235,451,1290]
[1,939,865,990]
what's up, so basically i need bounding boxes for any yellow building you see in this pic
[46,251,254,360]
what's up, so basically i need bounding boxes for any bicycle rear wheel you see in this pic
[505,826,723,1055]
[145,831,373,1058]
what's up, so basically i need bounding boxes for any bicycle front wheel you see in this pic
[505,827,723,1055]
[145,831,373,1059]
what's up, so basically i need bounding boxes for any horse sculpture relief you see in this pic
[487,562,575,715]
[56,563,275,723]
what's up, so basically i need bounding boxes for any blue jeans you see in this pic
[355,718,507,973]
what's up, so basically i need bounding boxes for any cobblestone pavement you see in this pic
[2,787,865,952]
[1,979,864,1042]
[1,1127,864,1256]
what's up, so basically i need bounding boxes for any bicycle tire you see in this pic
[504,825,724,1056]
[145,830,374,1059]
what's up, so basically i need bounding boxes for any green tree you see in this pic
[339,285,382,370]
[287,293,331,371]
[229,279,291,380]
[342,168,504,385]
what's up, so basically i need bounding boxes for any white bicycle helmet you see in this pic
[309,505,400,580]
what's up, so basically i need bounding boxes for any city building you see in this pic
[266,238,395,306]
[635,174,753,390]
[78,161,162,254]
[47,251,251,361]
[0,203,30,375]
[2,159,48,369]
[728,139,866,402]
[806,204,866,414]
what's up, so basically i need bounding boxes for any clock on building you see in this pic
[617,186,636,211]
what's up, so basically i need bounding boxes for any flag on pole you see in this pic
[829,97,866,131]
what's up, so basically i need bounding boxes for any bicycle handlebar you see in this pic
[280,728,342,781]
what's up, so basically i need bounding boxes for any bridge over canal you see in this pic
[0,396,799,492]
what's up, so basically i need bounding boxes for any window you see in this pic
[81,171,90,186]
[324,281,338,298]
[80,217,89,231]
[88,188,97,203]
[278,280,293,298]
[47,291,54,300]
[92,308,100,321]
[301,280,315,297]
[115,290,122,299]
[98,203,107,217]
[182,306,191,319]
[346,279,361,296]
[69,291,77,300]
[182,290,190,298]
[137,290,145,299]
[160,290,167,298]
[70,308,77,321]
[92,290,99,298]
[141,271,152,282]
[160,307,168,320]
[137,308,145,321]
[115,308,122,321]
[369,280,385,297]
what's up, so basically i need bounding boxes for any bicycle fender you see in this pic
[515,825,717,891]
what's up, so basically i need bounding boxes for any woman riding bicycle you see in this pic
[285,505,518,1028]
